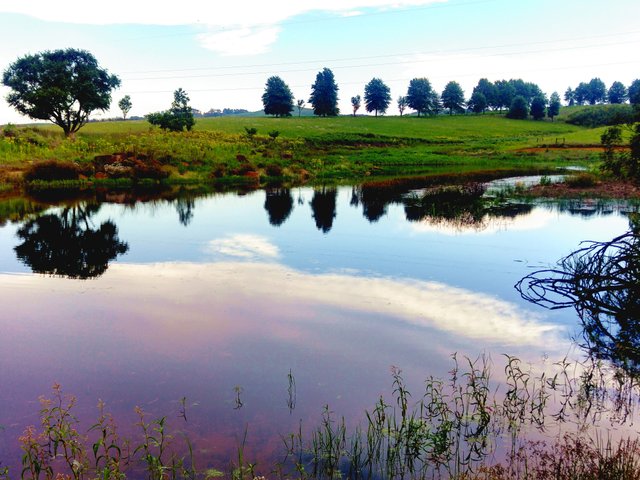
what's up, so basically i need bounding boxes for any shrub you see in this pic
[506,95,528,119]
[565,172,597,188]
[567,104,634,127]
[265,164,284,177]
[231,163,257,176]
[23,160,81,182]
[131,160,169,180]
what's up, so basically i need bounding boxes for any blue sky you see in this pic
[0,0,639,124]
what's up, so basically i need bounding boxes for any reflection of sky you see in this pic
[0,187,635,471]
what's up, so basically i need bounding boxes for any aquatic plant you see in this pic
[7,353,640,480]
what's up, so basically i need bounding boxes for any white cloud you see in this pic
[197,27,282,56]
[205,234,280,259]
[0,1,447,26]
[3,261,562,348]
[0,1,448,55]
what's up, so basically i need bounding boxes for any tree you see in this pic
[364,78,391,116]
[2,48,120,136]
[296,99,305,117]
[147,88,195,132]
[261,76,294,117]
[472,78,498,110]
[564,87,575,106]
[587,77,607,105]
[429,91,442,115]
[118,95,132,120]
[494,80,515,112]
[406,78,434,116]
[574,82,590,105]
[441,81,465,115]
[506,95,528,119]
[350,95,361,116]
[309,68,339,116]
[397,96,408,116]
[530,96,547,120]
[547,92,561,121]
[608,81,628,104]
[629,79,640,105]
[467,91,487,114]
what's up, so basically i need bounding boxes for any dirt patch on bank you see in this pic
[517,145,628,154]
[526,179,640,199]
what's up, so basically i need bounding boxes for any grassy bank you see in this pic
[0,114,605,189]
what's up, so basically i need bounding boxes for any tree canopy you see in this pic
[309,68,339,116]
[467,91,487,114]
[587,78,607,105]
[406,78,435,116]
[547,92,561,121]
[441,81,465,115]
[2,48,120,136]
[147,88,195,132]
[530,96,547,120]
[262,76,294,117]
[118,95,132,120]
[397,96,408,116]
[351,95,361,116]
[506,95,528,119]
[629,79,640,105]
[472,79,498,110]
[364,78,391,116]
[608,81,628,104]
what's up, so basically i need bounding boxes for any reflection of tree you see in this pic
[14,203,129,279]
[175,196,195,226]
[403,184,533,230]
[264,189,294,226]
[516,221,640,376]
[359,185,390,222]
[310,187,337,233]
[404,185,487,225]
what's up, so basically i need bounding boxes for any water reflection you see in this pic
[264,188,294,226]
[14,203,128,279]
[517,216,640,376]
[175,196,195,226]
[310,187,337,233]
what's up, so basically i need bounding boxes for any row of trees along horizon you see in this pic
[3,48,640,136]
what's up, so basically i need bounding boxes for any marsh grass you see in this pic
[8,354,640,480]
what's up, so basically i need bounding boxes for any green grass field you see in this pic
[0,111,607,186]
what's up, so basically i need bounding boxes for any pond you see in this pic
[0,179,638,477]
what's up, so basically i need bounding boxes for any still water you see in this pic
[0,180,636,472]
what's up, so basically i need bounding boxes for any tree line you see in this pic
[2,48,640,135]
[263,71,638,122]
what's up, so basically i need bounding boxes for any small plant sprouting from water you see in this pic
[233,386,244,410]
[287,369,296,413]
[539,175,552,186]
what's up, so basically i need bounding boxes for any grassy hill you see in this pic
[0,113,607,187]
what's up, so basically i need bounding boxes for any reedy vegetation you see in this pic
[4,354,640,480]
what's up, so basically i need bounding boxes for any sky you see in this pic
[0,0,639,124]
